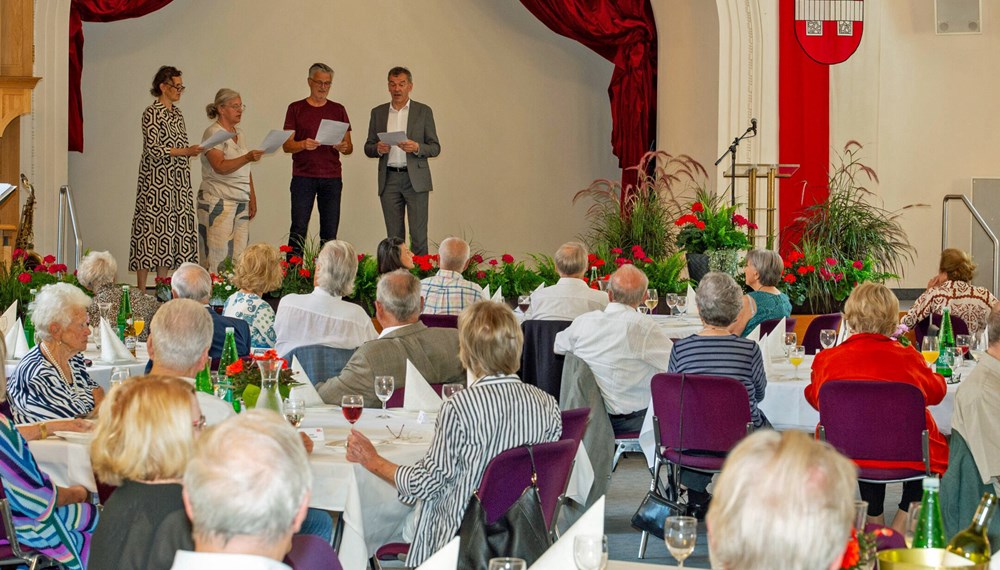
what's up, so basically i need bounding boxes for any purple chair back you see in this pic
[803,313,843,354]
[559,408,589,447]
[760,317,797,337]
[419,314,459,329]
[284,534,344,570]
[385,383,444,408]
[520,320,572,398]
[913,314,970,350]
[477,439,577,530]
[817,381,929,474]
[651,373,751,469]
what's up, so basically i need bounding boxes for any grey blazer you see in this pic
[364,99,441,195]
[317,321,463,406]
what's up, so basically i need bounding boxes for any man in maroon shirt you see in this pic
[283,63,353,256]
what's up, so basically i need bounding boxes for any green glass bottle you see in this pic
[23,288,37,348]
[946,492,997,563]
[218,327,239,375]
[116,285,130,341]
[913,476,948,548]
[120,286,137,356]
[194,360,213,395]
[935,305,955,380]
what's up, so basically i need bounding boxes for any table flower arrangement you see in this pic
[840,526,891,570]
[0,249,79,320]
[224,349,300,408]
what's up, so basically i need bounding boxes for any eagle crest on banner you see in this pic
[794,0,864,65]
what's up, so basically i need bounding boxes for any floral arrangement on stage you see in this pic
[778,249,894,314]
[0,250,79,319]
[675,189,755,255]
[585,245,690,295]
[223,350,300,407]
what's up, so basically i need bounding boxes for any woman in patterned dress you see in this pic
[198,89,263,273]
[223,243,284,349]
[902,248,1000,338]
[129,66,203,292]
[731,248,793,337]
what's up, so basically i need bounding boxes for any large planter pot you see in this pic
[686,253,710,284]
[707,249,742,278]
[791,296,845,315]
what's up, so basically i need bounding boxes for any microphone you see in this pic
[751,118,757,135]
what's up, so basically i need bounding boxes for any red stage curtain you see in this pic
[519,0,657,196]
[69,0,175,152]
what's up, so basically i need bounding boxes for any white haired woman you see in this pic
[730,249,792,336]
[77,250,161,341]
[7,283,104,423]
[198,88,264,273]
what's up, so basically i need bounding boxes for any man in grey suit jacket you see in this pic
[364,66,441,255]
[318,270,464,406]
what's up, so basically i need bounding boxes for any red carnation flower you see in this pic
[783,260,792,269]
[34,265,48,273]
[48,265,61,274]
[471,254,484,264]
[418,262,433,271]
[797,266,809,275]
[11,248,25,260]
[17,272,30,284]
[748,222,758,230]
[298,268,311,278]
[476,271,486,279]
[502,254,514,264]
[226,359,244,376]
[610,248,623,255]
[853,260,864,270]
[643,257,653,263]
[694,221,706,230]
[289,256,303,265]
[732,214,748,227]
[840,529,861,569]
[834,272,845,282]
[826,257,837,266]
[783,274,796,283]
[279,245,294,253]
[592,259,605,268]
[806,265,815,272]
[691,202,704,213]
[489,259,499,266]
[358,254,365,262]
[42,255,56,264]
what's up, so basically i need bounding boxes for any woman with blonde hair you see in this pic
[223,243,284,348]
[902,248,999,337]
[88,375,203,570]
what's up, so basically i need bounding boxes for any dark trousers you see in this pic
[289,176,343,255]
[859,480,923,517]
[380,170,429,255]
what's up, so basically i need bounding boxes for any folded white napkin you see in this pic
[837,321,850,345]
[746,324,761,342]
[766,318,786,360]
[686,284,699,316]
[404,359,442,412]
[534,282,545,293]
[289,356,325,407]
[529,496,605,569]
[481,285,490,301]
[4,318,28,359]
[417,536,459,570]
[0,301,17,336]
[757,333,774,378]
[99,317,136,363]
[491,286,503,303]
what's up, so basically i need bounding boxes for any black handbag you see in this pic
[457,446,553,570]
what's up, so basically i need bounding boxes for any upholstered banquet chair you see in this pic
[520,320,572,398]
[418,314,458,329]
[802,313,843,354]
[281,345,355,386]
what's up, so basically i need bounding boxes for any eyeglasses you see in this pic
[308,78,332,87]
[223,104,247,111]
[192,415,206,430]
[165,82,186,92]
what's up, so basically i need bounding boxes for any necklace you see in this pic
[40,342,74,385]
[699,325,732,336]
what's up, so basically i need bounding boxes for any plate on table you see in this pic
[53,431,95,445]
[324,437,389,452]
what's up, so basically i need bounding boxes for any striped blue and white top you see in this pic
[667,334,769,428]
[395,374,562,566]
[7,346,99,424]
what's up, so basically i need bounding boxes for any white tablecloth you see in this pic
[650,314,703,339]
[5,342,150,393]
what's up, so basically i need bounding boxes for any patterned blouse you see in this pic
[902,280,999,338]
[0,416,98,570]
[223,291,276,349]
[7,347,99,424]
[85,284,161,342]
[743,290,792,337]
[395,375,562,565]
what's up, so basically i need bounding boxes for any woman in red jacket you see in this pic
[806,282,947,533]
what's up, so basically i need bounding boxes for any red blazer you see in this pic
[806,333,948,474]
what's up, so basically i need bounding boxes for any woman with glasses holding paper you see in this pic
[198,88,264,273]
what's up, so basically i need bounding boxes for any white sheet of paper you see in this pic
[378,131,407,146]
[315,120,350,146]
[200,129,236,150]
[258,129,295,154]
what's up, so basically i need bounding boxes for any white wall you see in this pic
[68,0,619,279]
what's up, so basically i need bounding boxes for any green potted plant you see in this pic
[675,188,754,282]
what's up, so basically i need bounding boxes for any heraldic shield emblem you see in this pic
[794,0,864,65]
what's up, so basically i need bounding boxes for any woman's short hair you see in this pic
[745,249,783,287]
[458,301,523,378]
[696,272,743,327]
[91,375,198,486]
[31,283,92,343]
[77,251,118,290]
[205,88,240,120]
[150,65,181,97]
[843,281,899,336]
[377,237,407,274]
[232,243,283,295]
[315,241,357,297]
[707,430,857,570]
[939,248,976,282]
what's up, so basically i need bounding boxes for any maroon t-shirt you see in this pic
[283,99,351,178]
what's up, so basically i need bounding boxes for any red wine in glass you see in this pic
[341,395,363,424]
[343,405,362,424]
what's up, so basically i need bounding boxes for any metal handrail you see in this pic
[56,185,83,269]
[942,194,999,294]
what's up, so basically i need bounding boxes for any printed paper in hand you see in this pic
[416,536,459,570]
[258,129,295,154]
[403,360,442,413]
[99,318,136,363]
[4,318,28,359]
[289,356,325,407]
[378,131,407,146]
[315,120,350,146]
[0,301,16,336]
[529,496,605,569]
[200,129,236,150]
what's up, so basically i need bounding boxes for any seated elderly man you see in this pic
[171,411,311,569]
[319,270,464,406]
[707,430,857,570]
[420,237,484,315]
[525,242,608,321]
[274,240,376,356]
[554,264,672,434]
[77,250,160,341]
[147,299,235,425]
[171,262,250,358]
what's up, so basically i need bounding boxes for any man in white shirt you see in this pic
[274,240,377,355]
[147,298,234,426]
[420,237,484,315]
[554,264,672,434]
[171,411,311,570]
[525,242,608,320]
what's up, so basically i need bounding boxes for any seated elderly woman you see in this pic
[7,283,104,423]
[707,430,857,570]
[273,240,377,356]
[902,248,999,338]
[77,250,160,341]
[223,243,284,349]
[377,236,415,275]
[806,282,947,532]
[730,249,792,337]
[346,301,562,566]
[668,271,769,514]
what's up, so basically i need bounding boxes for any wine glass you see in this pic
[904,501,922,547]
[97,301,112,324]
[597,279,610,293]
[783,332,797,357]
[949,346,965,382]
[644,289,658,314]
[110,367,130,390]
[664,515,697,567]
[517,295,530,313]
[636,306,650,315]
[789,346,806,379]
[820,329,837,350]
[133,318,145,337]
[665,294,678,315]
[853,500,868,530]
[573,535,608,570]
[674,296,687,315]
[283,398,305,427]
[442,383,464,399]
[956,334,972,360]
[488,558,526,570]
[341,395,363,425]
[374,376,395,418]
[921,336,939,367]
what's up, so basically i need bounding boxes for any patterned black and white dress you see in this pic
[129,100,199,271]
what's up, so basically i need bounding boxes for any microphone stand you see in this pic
[714,121,757,206]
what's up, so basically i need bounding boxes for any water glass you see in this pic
[573,535,608,570]
[853,500,869,530]
[374,376,395,418]
[666,293,678,315]
[904,501,922,547]
[820,329,837,350]
[664,515,697,567]
[517,295,530,313]
[110,367,130,390]
[341,395,363,425]
[442,383,464,399]
[783,332,797,357]
[283,398,305,427]
[488,558,526,570]
[675,296,687,315]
